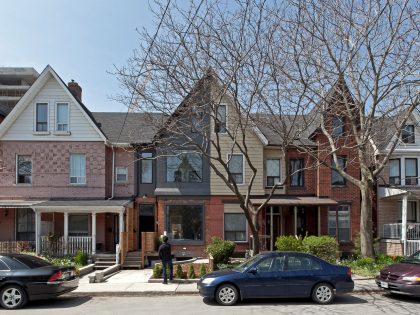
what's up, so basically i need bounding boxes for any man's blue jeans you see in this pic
[162,260,173,283]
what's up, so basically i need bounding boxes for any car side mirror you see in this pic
[248,267,257,274]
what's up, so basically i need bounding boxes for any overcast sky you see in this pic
[0,0,157,112]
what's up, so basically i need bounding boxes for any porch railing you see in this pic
[383,223,420,239]
[40,236,92,256]
[0,241,35,253]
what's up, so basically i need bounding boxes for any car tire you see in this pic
[311,283,334,304]
[0,285,28,309]
[215,284,239,306]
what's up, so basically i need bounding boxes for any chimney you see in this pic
[68,79,82,101]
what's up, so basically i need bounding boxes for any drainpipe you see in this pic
[108,145,115,200]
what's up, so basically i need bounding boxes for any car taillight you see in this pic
[48,271,63,282]
[346,268,352,276]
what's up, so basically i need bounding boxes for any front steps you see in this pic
[93,254,117,270]
[122,251,143,269]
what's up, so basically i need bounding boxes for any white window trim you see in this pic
[223,211,248,243]
[328,204,351,243]
[391,156,419,186]
[213,103,228,134]
[33,101,50,135]
[69,154,86,185]
[227,153,245,185]
[54,101,71,134]
[266,159,281,187]
[15,154,32,186]
[115,166,128,184]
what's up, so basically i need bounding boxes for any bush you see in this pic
[302,236,338,263]
[153,264,162,279]
[74,250,88,266]
[187,264,195,279]
[199,264,207,277]
[206,237,236,265]
[275,235,304,252]
[175,264,184,279]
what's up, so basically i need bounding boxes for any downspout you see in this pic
[108,144,115,200]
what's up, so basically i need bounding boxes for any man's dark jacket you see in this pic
[158,242,172,261]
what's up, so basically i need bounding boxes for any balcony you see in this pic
[383,223,420,239]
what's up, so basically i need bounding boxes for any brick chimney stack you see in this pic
[68,79,82,102]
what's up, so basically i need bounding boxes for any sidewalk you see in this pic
[68,270,381,297]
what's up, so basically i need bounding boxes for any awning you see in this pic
[251,196,338,206]
[0,200,46,208]
[31,199,133,213]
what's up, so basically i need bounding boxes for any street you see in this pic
[8,293,420,315]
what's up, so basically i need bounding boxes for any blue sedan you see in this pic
[197,251,354,305]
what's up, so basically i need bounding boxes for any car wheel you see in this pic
[0,285,28,309]
[215,284,239,306]
[311,283,334,304]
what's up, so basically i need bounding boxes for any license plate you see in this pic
[380,281,388,288]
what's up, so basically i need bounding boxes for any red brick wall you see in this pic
[113,147,135,198]
[0,208,15,240]
[0,141,106,199]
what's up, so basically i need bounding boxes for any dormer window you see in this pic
[36,103,48,131]
[214,104,227,133]
[401,125,415,143]
[56,103,69,132]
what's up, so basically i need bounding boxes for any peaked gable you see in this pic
[0,65,107,142]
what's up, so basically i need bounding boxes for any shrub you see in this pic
[153,264,162,279]
[199,264,207,277]
[74,250,88,266]
[302,236,338,263]
[355,257,375,267]
[275,235,304,252]
[187,264,195,279]
[206,237,236,265]
[175,264,184,279]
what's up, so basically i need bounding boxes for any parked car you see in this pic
[0,253,79,309]
[375,250,420,297]
[197,251,353,305]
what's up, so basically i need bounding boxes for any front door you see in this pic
[139,204,155,248]
[296,207,306,236]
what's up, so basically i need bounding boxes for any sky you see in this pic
[0,0,158,112]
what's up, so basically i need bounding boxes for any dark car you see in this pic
[375,250,420,297]
[0,253,79,309]
[197,251,354,305]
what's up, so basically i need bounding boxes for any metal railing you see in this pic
[40,236,92,256]
[383,223,420,239]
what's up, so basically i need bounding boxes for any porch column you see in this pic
[119,212,125,234]
[91,213,96,255]
[270,206,274,251]
[35,211,41,255]
[64,212,69,255]
[318,206,321,236]
[294,206,298,236]
[402,194,408,255]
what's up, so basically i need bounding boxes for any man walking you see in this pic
[158,235,173,284]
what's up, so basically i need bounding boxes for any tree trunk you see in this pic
[251,212,260,255]
[360,173,375,257]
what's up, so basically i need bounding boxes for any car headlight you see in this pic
[402,276,420,281]
[201,277,216,284]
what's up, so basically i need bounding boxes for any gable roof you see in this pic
[0,65,107,142]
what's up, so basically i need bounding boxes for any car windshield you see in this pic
[233,254,262,272]
[402,251,420,264]
[13,255,52,268]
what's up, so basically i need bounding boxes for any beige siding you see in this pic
[377,199,399,238]
[2,74,103,142]
[224,203,243,213]
[263,148,286,195]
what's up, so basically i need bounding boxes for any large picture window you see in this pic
[290,159,304,187]
[266,159,280,187]
[224,213,247,242]
[68,214,89,236]
[70,154,86,184]
[166,205,203,241]
[389,159,401,185]
[16,208,35,241]
[16,155,32,184]
[141,152,153,184]
[328,204,351,242]
[331,157,346,186]
[405,158,418,185]
[36,103,48,132]
[228,154,244,184]
[167,152,202,183]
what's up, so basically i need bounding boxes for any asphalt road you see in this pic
[7,293,420,315]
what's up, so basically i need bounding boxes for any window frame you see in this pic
[331,116,345,138]
[69,154,86,185]
[227,153,245,185]
[35,102,49,132]
[289,158,304,187]
[405,158,418,186]
[165,204,204,243]
[166,151,203,183]
[389,158,401,185]
[68,214,89,237]
[224,213,248,243]
[141,152,153,184]
[328,204,351,243]
[16,155,32,185]
[115,167,128,184]
[401,125,415,144]
[55,102,70,132]
[331,156,347,186]
[15,208,35,241]
[398,200,418,223]
[266,159,281,188]
[214,104,227,134]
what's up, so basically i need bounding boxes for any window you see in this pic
[224,213,247,242]
[290,159,304,187]
[331,157,346,186]
[141,152,153,184]
[166,205,203,241]
[56,102,69,131]
[389,159,401,185]
[405,158,418,185]
[328,204,351,242]
[16,155,32,184]
[398,201,418,223]
[214,104,227,133]
[69,214,89,236]
[116,167,128,183]
[266,159,281,187]
[36,103,48,131]
[14,256,51,269]
[191,110,203,133]
[16,208,35,241]
[167,152,202,183]
[286,255,322,271]
[70,154,86,184]
[228,154,244,184]
[332,116,345,137]
[401,125,415,144]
